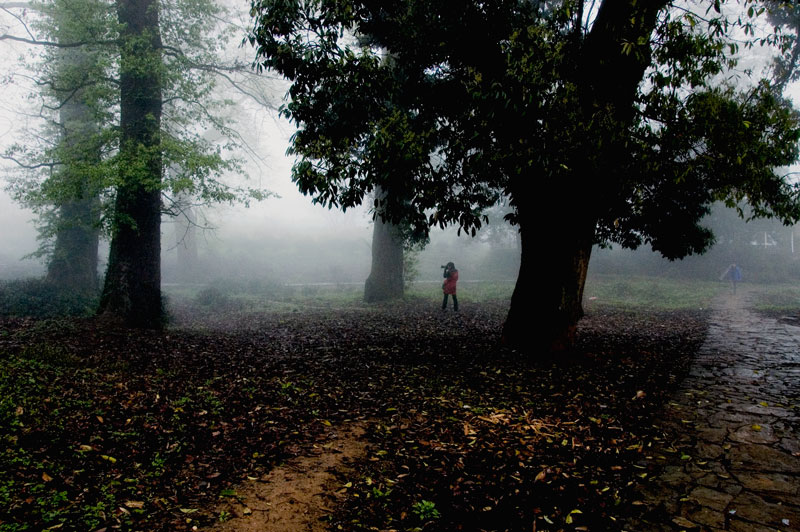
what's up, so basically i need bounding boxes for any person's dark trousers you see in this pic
[442,294,458,311]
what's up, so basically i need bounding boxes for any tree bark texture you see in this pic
[98,0,163,328]
[502,0,669,350]
[47,197,100,291]
[364,189,404,302]
[502,204,594,351]
[46,93,101,292]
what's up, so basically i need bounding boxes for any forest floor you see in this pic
[2,289,781,532]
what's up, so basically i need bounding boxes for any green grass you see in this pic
[749,283,800,312]
[163,282,365,313]
[404,280,514,303]
[165,276,734,313]
[583,274,724,311]
[163,280,515,313]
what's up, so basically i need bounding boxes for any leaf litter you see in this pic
[0,300,706,531]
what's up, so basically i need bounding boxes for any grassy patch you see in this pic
[166,275,728,317]
[164,281,365,314]
[405,280,514,304]
[749,283,800,313]
[584,274,723,310]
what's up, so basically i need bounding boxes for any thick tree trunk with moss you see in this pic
[98,0,163,328]
[364,189,404,302]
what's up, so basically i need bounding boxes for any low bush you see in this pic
[0,279,98,318]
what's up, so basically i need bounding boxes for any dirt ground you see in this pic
[207,422,369,532]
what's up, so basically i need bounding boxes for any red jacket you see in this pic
[443,269,458,295]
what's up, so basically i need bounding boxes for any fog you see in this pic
[0,110,518,286]
[0,1,799,293]
[0,11,518,288]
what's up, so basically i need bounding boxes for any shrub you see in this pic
[0,279,98,318]
[194,286,231,308]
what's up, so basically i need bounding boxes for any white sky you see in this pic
[0,2,374,275]
[1,2,799,277]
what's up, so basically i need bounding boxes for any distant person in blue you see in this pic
[721,263,742,294]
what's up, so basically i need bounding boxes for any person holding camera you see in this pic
[441,262,459,311]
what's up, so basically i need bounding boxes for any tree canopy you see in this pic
[250,0,799,246]
[2,0,275,325]
[249,0,800,349]
[2,0,269,267]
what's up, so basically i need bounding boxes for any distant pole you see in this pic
[792,229,795,254]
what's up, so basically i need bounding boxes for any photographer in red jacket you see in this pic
[441,262,459,311]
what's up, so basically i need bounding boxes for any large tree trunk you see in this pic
[502,0,669,351]
[502,209,594,351]
[364,188,404,302]
[98,0,163,328]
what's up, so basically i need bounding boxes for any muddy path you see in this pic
[207,422,369,532]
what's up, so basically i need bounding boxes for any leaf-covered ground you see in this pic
[0,300,707,531]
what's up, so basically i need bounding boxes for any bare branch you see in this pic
[1,153,58,169]
[0,33,117,47]
[1,4,37,41]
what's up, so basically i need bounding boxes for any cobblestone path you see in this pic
[634,288,800,531]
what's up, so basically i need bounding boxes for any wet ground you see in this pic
[633,288,800,531]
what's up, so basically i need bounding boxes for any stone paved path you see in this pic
[635,287,800,531]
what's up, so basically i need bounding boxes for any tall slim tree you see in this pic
[1,0,114,293]
[97,0,163,327]
[3,0,273,324]
[43,0,110,292]
[250,0,800,350]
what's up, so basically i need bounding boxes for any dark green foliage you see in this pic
[249,1,800,348]
[0,279,98,318]
[766,1,800,90]
[249,1,800,247]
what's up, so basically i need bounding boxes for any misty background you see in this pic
[1,3,799,294]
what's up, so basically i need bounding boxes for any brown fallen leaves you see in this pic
[0,301,706,531]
